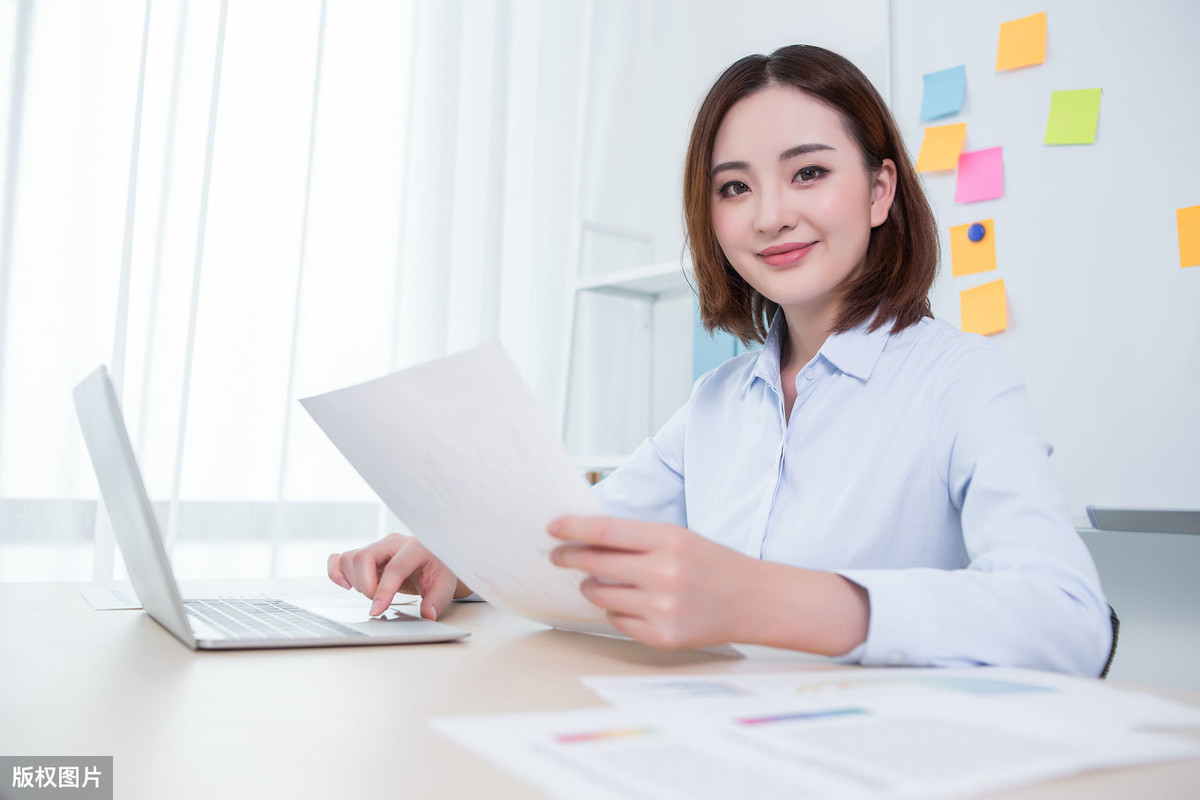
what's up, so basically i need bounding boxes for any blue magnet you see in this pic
[967,223,986,242]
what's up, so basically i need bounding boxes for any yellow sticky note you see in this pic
[1178,205,1200,268]
[996,12,1047,71]
[916,123,967,172]
[961,279,1007,336]
[950,220,997,277]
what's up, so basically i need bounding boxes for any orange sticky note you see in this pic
[916,123,967,172]
[950,220,996,277]
[1178,205,1200,268]
[961,279,1007,336]
[996,12,1047,71]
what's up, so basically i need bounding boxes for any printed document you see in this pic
[433,667,1200,800]
[301,342,612,634]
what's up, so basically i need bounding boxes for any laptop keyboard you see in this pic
[182,598,365,640]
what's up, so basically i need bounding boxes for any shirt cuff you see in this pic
[834,569,943,667]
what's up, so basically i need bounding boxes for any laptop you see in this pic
[72,365,469,650]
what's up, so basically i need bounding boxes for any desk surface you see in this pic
[2,579,1198,799]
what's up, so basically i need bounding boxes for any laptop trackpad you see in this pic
[295,600,456,636]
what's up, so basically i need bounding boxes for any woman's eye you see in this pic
[795,166,827,183]
[717,180,749,197]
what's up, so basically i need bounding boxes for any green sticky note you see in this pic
[1044,89,1102,145]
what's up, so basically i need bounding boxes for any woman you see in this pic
[329,45,1112,676]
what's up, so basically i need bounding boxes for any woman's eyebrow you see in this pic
[711,143,836,179]
[780,143,835,160]
[711,160,749,179]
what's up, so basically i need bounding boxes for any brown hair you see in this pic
[684,44,938,344]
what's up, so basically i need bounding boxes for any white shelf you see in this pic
[574,260,693,298]
[573,454,629,472]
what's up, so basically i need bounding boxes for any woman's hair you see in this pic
[684,44,939,344]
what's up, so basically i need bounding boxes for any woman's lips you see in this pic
[759,242,816,267]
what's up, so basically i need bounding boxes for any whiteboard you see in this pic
[890,0,1200,520]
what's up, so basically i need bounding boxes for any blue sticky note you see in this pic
[920,65,967,121]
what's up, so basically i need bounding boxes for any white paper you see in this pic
[581,666,1200,729]
[433,668,1200,800]
[80,585,141,610]
[301,341,612,634]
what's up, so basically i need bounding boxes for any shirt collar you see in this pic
[820,317,892,382]
[746,309,892,391]
[747,310,787,392]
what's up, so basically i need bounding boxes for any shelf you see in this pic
[573,453,629,472]
[574,260,693,299]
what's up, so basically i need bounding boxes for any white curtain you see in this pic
[0,0,591,580]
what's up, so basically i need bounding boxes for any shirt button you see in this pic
[805,370,816,380]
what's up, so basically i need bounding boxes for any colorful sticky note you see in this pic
[955,147,1004,203]
[920,66,967,121]
[1044,89,1102,145]
[950,219,997,277]
[960,279,1007,336]
[915,123,967,172]
[996,12,1047,71]
[1178,205,1200,268]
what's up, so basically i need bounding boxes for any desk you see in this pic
[2,579,1198,799]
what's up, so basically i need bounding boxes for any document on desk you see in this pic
[432,667,1200,800]
[301,341,613,635]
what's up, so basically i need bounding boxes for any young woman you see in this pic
[329,45,1112,677]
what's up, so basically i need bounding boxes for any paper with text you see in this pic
[301,342,612,634]
[434,667,1200,800]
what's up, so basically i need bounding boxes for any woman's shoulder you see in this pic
[894,317,1019,376]
[890,318,1027,416]
[691,347,763,394]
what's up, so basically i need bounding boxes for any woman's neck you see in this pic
[779,305,836,374]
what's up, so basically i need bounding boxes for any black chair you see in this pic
[1099,605,1120,679]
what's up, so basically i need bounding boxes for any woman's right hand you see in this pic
[327,533,470,620]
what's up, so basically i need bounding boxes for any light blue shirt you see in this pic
[592,313,1112,676]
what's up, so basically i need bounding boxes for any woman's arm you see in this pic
[834,342,1112,675]
[549,515,869,655]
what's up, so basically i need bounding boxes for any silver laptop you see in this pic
[72,365,469,650]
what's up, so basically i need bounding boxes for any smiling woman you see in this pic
[707,84,898,374]
[686,46,938,351]
[567,45,1112,675]
[333,44,1115,678]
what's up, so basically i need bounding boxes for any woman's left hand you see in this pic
[548,515,760,650]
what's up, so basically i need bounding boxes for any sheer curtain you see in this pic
[0,0,590,580]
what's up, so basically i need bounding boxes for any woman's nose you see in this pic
[754,185,796,234]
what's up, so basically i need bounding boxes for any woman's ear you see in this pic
[869,158,898,228]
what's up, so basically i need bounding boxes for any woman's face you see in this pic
[709,84,895,326]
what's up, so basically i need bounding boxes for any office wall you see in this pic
[890,0,1200,520]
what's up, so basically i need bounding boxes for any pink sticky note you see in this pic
[955,147,1004,203]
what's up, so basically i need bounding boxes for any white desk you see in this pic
[2,579,1198,799]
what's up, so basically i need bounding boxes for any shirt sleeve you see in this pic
[589,396,690,527]
[836,340,1113,676]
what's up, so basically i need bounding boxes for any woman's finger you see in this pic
[370,539,431,616]
[552,545,649,584]
[547,516,660,552]
[327,552,352,589]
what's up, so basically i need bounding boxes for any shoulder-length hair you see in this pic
[684,45,939,344]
